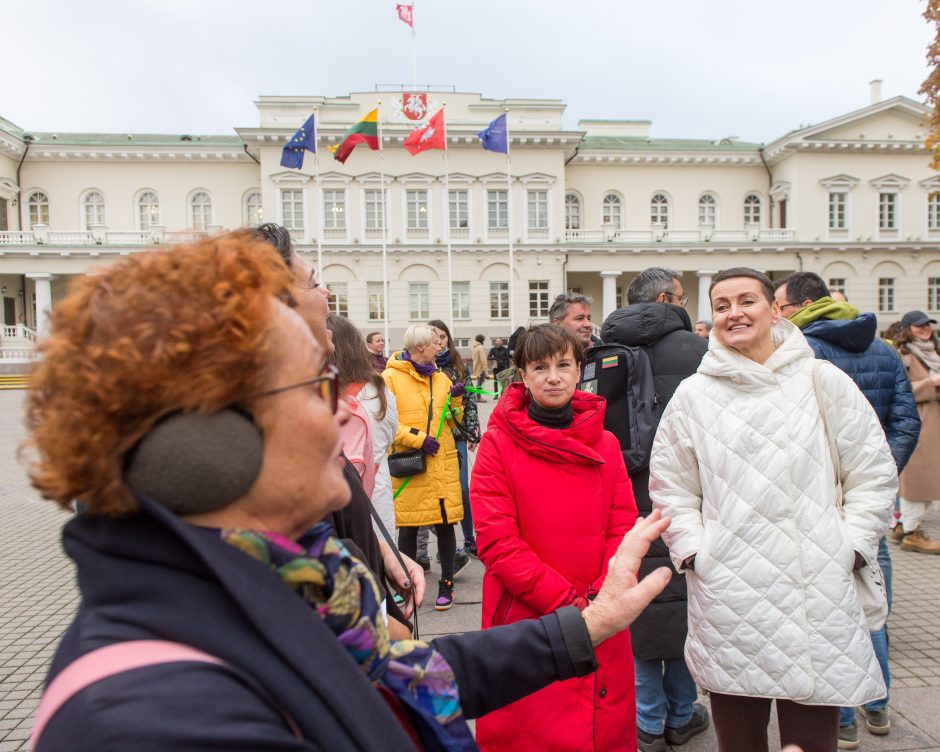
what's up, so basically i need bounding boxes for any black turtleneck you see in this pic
[527,398,573,429]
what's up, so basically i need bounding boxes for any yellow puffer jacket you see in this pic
[382,352,464,528]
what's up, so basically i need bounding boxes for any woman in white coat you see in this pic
[650,267,897,752]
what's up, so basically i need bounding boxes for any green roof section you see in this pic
[580,136,763,152]
[24,132,244,147]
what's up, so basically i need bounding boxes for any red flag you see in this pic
[404,109,446,155]
[396,3,413,28]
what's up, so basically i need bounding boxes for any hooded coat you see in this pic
[599,302,707,660]
[897,345,940,501]
[470,382,639,752]
[789,298,920,471]
[650,320,896,705]
[382,353,463,528]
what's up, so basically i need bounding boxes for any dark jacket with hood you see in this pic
[790,298,920,471]
[599,302,707,660]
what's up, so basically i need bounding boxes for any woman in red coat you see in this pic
[470,324,639,752]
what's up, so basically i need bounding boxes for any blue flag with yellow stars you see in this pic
[478,113,508,154]
[280,114,317,169]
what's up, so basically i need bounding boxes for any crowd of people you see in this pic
[23,222,939,752]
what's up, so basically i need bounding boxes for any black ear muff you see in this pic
[123,409,264,515]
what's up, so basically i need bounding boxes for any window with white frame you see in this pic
[529,280,550,318]
[406,190,429,230]
[136,191,159,230]
[616,286,624,309]
[367,281,386,321]
[565,193,581,230]
[490,281,509,319]
[190,192,213,231]
[487,190,508,229]
[82,191,105,230]
[602,193,622,229]
[328,283,349,317]
[452,281,470,319]
[929,277,940,312]
[323,190,345,230]
[409,282,429,320]
[527,190,548,230]
[878,278,896,313]
[0,197,7,231]
[364,189,385,231]
[698,194,717,227]
[828,278,847,298]
[28,191,50,227]
[454,338,470,351]
[879,193,897,230]
[244,192,263,226]
[828,192,847,230]
[650,193,670,227]
[449,190,469,229]
[743,194,762,226]
[928,194,940,232]
[281,189,304,233]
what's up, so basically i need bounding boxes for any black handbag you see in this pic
[387,383,433,479]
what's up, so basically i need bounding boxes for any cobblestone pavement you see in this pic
[2,390,939,750]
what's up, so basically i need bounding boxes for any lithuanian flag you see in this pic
[330,109,380,164]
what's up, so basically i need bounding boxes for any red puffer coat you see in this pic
[470,382,638,752]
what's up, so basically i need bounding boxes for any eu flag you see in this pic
[478,113,508,154]
[280,113,317,169]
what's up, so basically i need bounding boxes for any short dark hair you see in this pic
[709,267,775,304]
[475,334,485,343]
[778,272,829,304]
[365,331,382,344]
[250,223,294,267]
[627,267,681,304]
[549,292,592,322]
[513,324,584,371]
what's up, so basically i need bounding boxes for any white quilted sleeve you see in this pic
[650,387,704,572]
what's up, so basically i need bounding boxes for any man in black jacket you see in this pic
[601,267,709,752]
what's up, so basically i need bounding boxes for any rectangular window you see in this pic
[929,194,940,231]
[529,280,550,318]
[367,281,386,321]
[487,190,508,229]
[565,196,581,230]
[828,193,846,230]
[929,277,940,312]
[409,282,429,320]
[323,189,346,230]
[449,190,469,229]
[828,278,847,298]
[406,190,429,230]
[490,281,509,319]
[452,281,470,320]
[878,278,896,313]
[328,283,349,317]
[527,190,548,230]
[364,189,385,231]
[879,193,897,230]
[281,189,304,232]
[454,338,470,351]
[616,286,624,310]
[0,197,8,231]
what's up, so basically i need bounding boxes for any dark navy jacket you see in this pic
[802,312,920,471]
[38,497,596,752]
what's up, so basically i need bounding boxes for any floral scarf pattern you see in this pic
[223,523,477,751]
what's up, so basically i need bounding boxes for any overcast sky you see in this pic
[4,0,932,144]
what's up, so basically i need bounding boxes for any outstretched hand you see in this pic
[582,510,672,646]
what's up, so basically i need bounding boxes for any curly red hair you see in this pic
[23,234,293,517]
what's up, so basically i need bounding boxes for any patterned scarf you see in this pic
[223,524,477,751]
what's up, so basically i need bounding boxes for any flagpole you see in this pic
[411,2,417,90]
[312,108,324,286]
[377,101,390,351]
[505,107,514,332]
[442,103,453,334]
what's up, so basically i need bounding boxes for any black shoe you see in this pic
[418,556,431,572]
[464,540,479,559]
[637,728,666,752]
[453,550,471,576]
[665,703,710,746]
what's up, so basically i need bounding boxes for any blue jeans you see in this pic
[840,536,892,726]
[634,657,698,735]
[456,439,475,545]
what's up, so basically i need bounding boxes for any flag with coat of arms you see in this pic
[404,108,446,155]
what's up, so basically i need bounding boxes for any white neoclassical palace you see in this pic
[1,82,937,360]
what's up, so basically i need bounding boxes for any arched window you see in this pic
[744,194,762,226]
[82,191,105,230]
[28,191,49,227]
[565,193,581,230]
[650,193,670,228]
[244,192,263,226]
[602,193,622,229]
[189,191,213,230]
[137,191,160,230]
[698,193,717,227]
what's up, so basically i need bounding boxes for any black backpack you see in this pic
[579,344,662,473]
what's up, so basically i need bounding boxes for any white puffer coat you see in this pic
[650,320,896,705]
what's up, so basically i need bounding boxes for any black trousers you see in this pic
[398,520,456,582]
[710,692,840,752]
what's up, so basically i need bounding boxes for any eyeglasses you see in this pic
[253,364,340,413]
[779,302,800,313]
[665,291,689,308]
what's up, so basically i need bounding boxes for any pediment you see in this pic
[317,171,354,185]
[819,174,860,190]
[396,172,436,185]
[356,171,393,185]
[268,170,311,184]
[479,172,515,185]
[809,108,923,143]
[869,173,910,190]
[447,172,476,184]
[516,172,556,185]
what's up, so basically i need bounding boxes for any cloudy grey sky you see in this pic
[4,0,931,144]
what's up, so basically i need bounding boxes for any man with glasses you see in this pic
[599,267,709,751]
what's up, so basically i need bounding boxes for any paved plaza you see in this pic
[2,389,939,750]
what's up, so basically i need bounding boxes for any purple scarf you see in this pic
[402,350,437,377]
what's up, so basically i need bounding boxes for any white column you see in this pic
[600,271,620,323]
[26,273,53,339]
[696,270,717,323]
